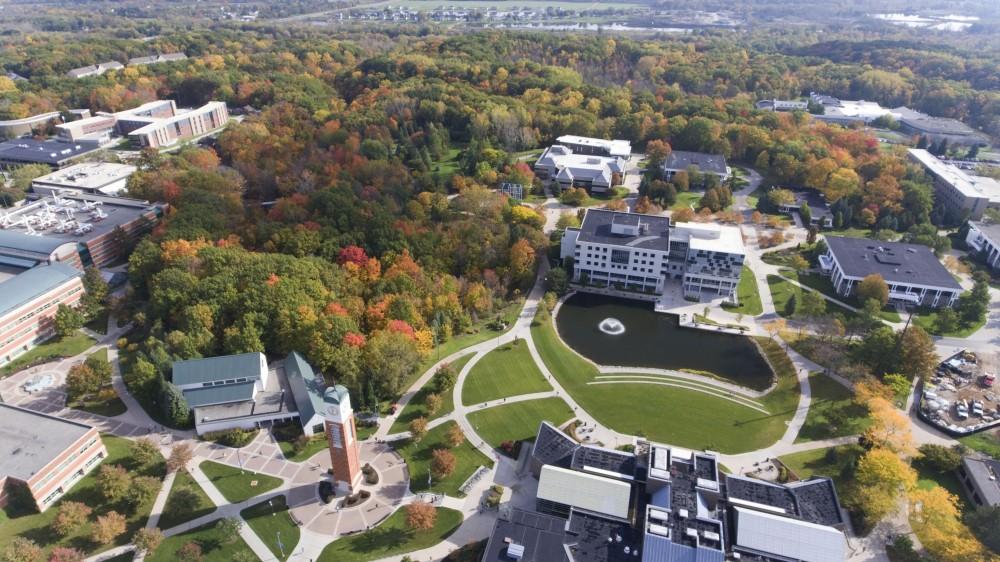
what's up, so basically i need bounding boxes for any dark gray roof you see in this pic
[0,262,82,317]
[0,403,95,481]
[482,509,570,562]
[0,229,76,258]
[183,381,256,407]
[577,209,671,252]
[787,478,846,527]
[824,236,962,290]
[893,106,981,136]
[0,139,101,166]
[724,475,797,512]
[172,352,264,386]
[285,351,327,423]
[661,151,728,176]
[642,533,724,562]
[532,421,580,468]
[571,445,637,478]
[962,456,1000,506]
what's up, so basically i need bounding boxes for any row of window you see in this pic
[12,286,82,327]
[201,377,250,388]
[35,436,99,490]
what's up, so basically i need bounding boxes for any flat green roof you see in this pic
[183,382,256,408]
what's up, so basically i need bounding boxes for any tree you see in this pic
[763,319,786,340]
[364,330,420,395]
[91,511,127,545]
[858,298,885,334]
[167,443,193,472]
[545,267,569,295]
[133,528,165,555]
[65,364,101,401]
[1,537,42,562]
[96,464,132,503]
[47,547,84,562]
[54,304,85,338]
[425,393,442,416]
[446,423,465,447]
[52,501,92,536]
[849,448,917,525]
[405,502,437,531]
[898,325,938,381]
[130,438,161,469]
[9,164,51,192]
[910,486,986,561]
[882,373,911,399]
[125,475,161,511]
[798,290,827,319]
[917,444,963,473]
[935,307,959,334]
[80,267,109,317]
[175,541,203,562]
[644,139,672,168]
[856,274,889,307]
[790,255,810,273]
[432,363,457,394]
[160,380,190,427]
[555,212,580,230]
[217,518,242,544]
[799,202,812,225]
[431,448,457,479]
[409,417,429,442]
[959,272,990,326]
[967,505,1000,553]
[864,397,915,455]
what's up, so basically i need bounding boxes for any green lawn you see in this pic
[467,397,575,449]
[241,496,300,561]
[68,348,127,417]
[912,310,986,337]
[393,420,493,496]
[959,430,1000,458]
[778,444,864,495]
[158,469,216,530]
[530,310,801,453]
[461,343,551,405]
[745,185,766,209]
[273,423,333,463]
[795,373,870,443]
[670,191,703,211]
[768,272,860,320]
[317,506,463,562]
[792,271,901,322]
[0,435,164,559]
[390,353,475,434]
[577,186,630,208]
[0,332,94,377]
[721,266,763,316]
[197,461,283,504]
[145,519,257,562]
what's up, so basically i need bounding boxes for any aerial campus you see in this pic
[1,3,1000,562]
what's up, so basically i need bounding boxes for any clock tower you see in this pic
[323,385,363,492]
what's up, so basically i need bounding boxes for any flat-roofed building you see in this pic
[755,99,808,112]
[958,456,1000,508]
[672,222,745,301]
[112,100,179,135]
[819,236,962,308]
[31,162,136,197]
[126,101,230,149]
[66,61,123,79]
[55,114,118,144]
[0,263,84,367]
[536,464,632,520]
[731,506,845,562]
[554,135,631,158]
[908,148,1000,221]
[127,52,187,67]
[894,106,989,147]
[966,221,1000,271]
[0,138,103,169]
[0,404,106,512]
[661,150,730,182]
[0,112,62,139]
[808,92,894,125]
[534,145,625,194]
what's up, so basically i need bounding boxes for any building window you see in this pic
[312,423,324,435]
[610,249,630,265]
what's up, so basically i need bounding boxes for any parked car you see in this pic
[956,402,969,420]
[973,401,984,417]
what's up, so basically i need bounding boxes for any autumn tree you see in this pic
[405,501,437,531]
[96,464,132,503]
[898,325,938,381]
[125,475,161,511]
[909,487,986,561]
[175,541,203,562]
[52,501,92,536]
[167,443,193,473]
[425,393,442,416]
[130,438,161,469]
[431,448,457,479]
[133,528,165,555]
[1,537,42,562]
[91,511,127,545]
[864,397,915,455]
[447,423,466,447]
[47,547,84,562]
[409,417,429,442]
[856,274,889,307]
[849,448,917,526]
[644,139,672,168]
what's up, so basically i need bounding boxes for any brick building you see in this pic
[0,263,84,366]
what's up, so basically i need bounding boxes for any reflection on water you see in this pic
[556,292,774,391]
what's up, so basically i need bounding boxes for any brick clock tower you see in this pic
[323,385,363,492]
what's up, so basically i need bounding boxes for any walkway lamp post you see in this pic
[277,530,285,559]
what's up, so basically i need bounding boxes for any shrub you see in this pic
[202,428,256,448]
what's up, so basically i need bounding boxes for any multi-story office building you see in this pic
[661,150,731,183]
[965,221,1000,271]
[124,101,229,148]
[30,162,137,197]
[0,404,107,512]
[0,263,84,367]
[534,145,626,194]
[908,148,1000,221]
[560,209,745,302]
[554,135,632,159]
[819,236,962,308]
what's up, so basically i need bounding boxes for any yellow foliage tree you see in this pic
[849,448,917,524]
[863,397,915,455]
[910,487,988,561]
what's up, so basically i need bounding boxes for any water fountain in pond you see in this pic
[598,317,626,336]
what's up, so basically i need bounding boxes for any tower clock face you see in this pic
[326,404,340,417]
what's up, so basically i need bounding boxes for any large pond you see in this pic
[555,292,774,391]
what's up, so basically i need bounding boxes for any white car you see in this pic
[957,403,969,420]
[973,401,984,417]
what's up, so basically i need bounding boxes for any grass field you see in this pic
[393,420,494,496]
[0,332,93,377]
[145,519,257,562]
[241,496,300,561]
[959,430,1000,458]
[68,348,127,417]
[158,469,216,530]
[768,272,859,320]
[792,271,901,322]
[198,461,283,504]
[0,435,164,559]
[317,506,463,562]
[913,310,986,338]
[467,397,574,448]
[390,353,475,434]
[530,310,801,453]
[276,434,330,463]
[721,266,763,316]
[461,343,551,405]
[795,374,870,443]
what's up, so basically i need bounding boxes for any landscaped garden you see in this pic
[197,460,283,503]
[720,265,763,316]
[241,495,300,561]
[461,343,551,405]
[145,519,257,562]
[466,396,575,449]
[393,420,493,496]
[531,309,801,453]
[390,353,475,434]
[0,332,93,377]
[158,469,216,530]
[795,373,870,443]
[317,506,463,562]
[0,435,164,559]
[273,423,333,463]
[66,348,127,417]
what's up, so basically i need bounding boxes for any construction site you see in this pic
[920,350,1000,435]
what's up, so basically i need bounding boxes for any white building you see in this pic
[554,135,631,158]
[908,148,1000,221]
[66,61,123,79]
[819,236,962,308]
[966,221,1000,270]
[809,93,895,125]
[560,209,745,302]
[31,162,137,197]
[534,145,625,194]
